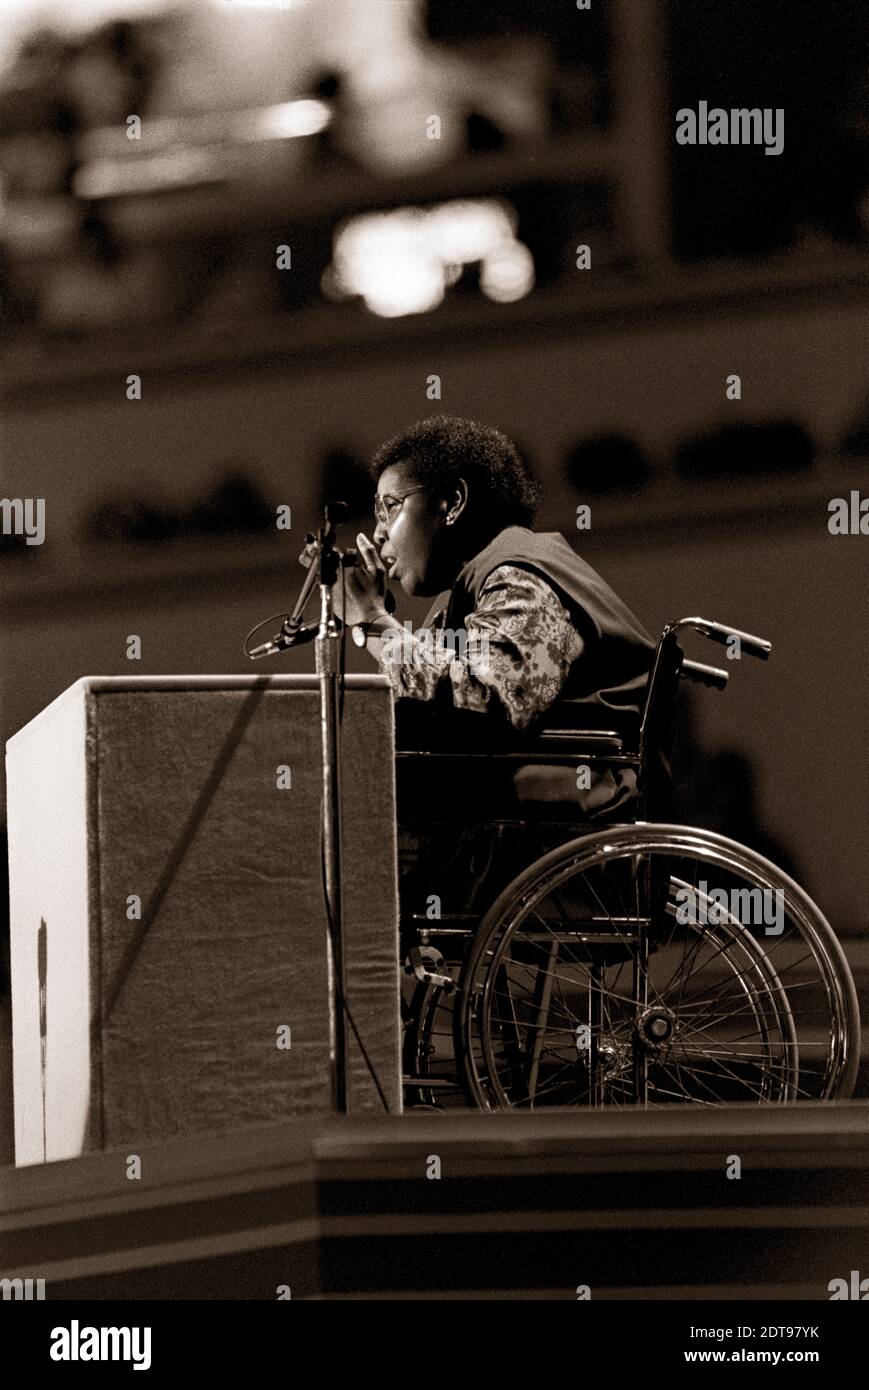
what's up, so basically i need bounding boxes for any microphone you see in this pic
[299,540,359,570]
[248,622,319,660]
[248,528,394,659]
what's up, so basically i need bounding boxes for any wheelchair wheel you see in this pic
[455,824,861,1110]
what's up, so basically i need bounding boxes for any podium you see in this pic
[6,675,402,1166]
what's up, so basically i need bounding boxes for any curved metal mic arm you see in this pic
[245,514,360,661]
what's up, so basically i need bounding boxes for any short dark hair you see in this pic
[370,415,540,535]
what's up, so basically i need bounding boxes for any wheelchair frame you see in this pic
[396,617,861,1110]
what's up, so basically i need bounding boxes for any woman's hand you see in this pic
[335,532,391,626]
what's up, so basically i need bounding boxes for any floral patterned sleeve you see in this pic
[376,564,584,731]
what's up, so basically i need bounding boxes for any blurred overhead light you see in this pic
[480,241,535,303]
[75,148,220,198]
[83,100,331,156]
[427,199,518,265]
[327,198,534,318]
[357,253,445,319]
[239,99,330,140]
[73,99,330,197]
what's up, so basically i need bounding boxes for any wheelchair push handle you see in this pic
[677,616,772,660]
[679,658,729,690]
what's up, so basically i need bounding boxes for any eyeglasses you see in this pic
[373,486,426,528]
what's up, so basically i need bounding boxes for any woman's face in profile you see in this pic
[373,462,451,597]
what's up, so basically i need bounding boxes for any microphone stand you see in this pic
[248,504,354,1113]
[314,510,349,1114]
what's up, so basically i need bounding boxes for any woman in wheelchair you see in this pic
[342,414,655,811]
[339,414,860,1112]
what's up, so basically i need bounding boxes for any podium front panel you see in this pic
[7,675,401,1165]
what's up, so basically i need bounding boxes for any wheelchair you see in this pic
[397,617,861,1111]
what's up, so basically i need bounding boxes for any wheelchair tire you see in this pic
[455,824,861,1110]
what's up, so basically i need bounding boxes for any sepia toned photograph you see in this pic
[1,0,868,1354]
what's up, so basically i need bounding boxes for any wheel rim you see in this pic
[402,955,467,1108]
[458,826,859,1110]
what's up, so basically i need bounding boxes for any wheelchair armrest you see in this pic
[537,729,624,750]
[395,737,628,763]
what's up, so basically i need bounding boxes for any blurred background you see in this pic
[1,0,869,1151]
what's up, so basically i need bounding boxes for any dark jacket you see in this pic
[422,525,655,734]
[396,527,657,823]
